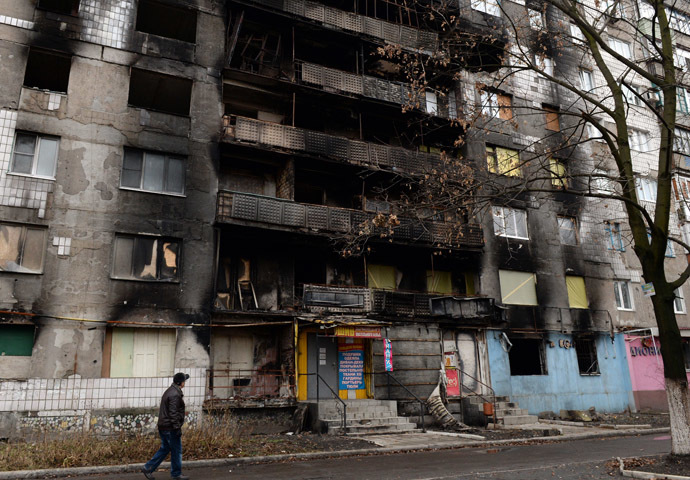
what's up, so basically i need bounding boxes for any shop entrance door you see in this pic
[307,334,338,399]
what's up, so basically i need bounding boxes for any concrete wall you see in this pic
[487,332,634,414]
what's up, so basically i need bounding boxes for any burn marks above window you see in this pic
[135,0,197,43]
[24,48,72,93]
[121,148,185,195]
[37,0,80,16]
[112,234,180,282]
[128,68,192,116]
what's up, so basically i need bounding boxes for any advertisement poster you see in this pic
[445,369,460,396]
[383,338,393,371]
[339,345,365,390]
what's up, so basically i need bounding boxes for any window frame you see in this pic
[575,337,600,375]
[471,0,500,16]
[480,90,499,118]
[613,280,634,310]
[528,8,544,29]
[608,37,633,59]
[508,337,548,376]
[486,145,521,177]
[492,206,529,240]
[0,222,48,274]
[549,158,567,189]
[674,287,686,314]
[579,69,594,91]
[558,216,578,245]
[629,129,651,152]
[605,221,625,251]
[120,148,186,196]
[635,177,658,202]
[10,132,60,179]
[111,234,181,282]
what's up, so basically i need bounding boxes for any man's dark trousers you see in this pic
[144,429,182,477]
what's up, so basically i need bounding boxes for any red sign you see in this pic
[445,369,460,397]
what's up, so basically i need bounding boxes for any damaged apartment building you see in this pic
[1,0,678,437]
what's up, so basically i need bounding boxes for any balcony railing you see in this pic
[216,190,484,248]
[302,284,372,313]
[296,61,457,119]
[247,0,438,51]
[205,368,295,408]
[222,115,443,173]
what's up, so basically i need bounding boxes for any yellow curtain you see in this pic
[464,273,476,295]
[426,270,453,294]
[566,276,588,309]
[499,270,538,305]
[367,264,396,290]
[550,158,567,188]
[496,147,520,177]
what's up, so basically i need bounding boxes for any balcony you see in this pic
[296,61,457,119]
[205,368,295,408]
[222,115,442,173]
[302,284,372,313]
[246,0,438,51]
[216,190,484,248]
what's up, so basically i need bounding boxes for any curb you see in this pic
[618,456,690,480]
[0,427,670,479]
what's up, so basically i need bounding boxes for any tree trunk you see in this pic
[666,378,690,455]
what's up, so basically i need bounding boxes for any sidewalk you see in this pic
[0,424,670,479]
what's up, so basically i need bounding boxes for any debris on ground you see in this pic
[607,454,690,478]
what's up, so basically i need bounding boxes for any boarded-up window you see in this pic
[544,106,560,131]
[487,146,520,176]
[24,48,72,93]
[497,93,513,120]
[136,0,197,43]
[426,270,452,294]
[112,235,180,281]
[499,270,538,305]
[0,325,34,356]
[109,328,176,378]
[367,264,396,290]
[0,223,47,274]
[128,68,192,116]
[566,275,588,309]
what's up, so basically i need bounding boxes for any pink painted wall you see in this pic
[625,335,690,392]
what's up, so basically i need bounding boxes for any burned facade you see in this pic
[2,0,688,437]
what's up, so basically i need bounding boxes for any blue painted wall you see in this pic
[487,332,635,414]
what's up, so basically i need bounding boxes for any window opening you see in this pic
[575,337,600,375]
[0,223,47,274]
[508,337,547,375]
[492,206,528,239]
[112,235,180,281]
[135,0,197,43]
[128,68,192,116]
[24,48,72,93]
[37,0,80,15]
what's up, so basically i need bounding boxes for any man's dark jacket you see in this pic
[157,384,185,431]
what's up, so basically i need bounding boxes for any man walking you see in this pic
[141,372,190,480]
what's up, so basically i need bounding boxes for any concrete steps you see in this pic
[311,399,419,435]
[463,395,538,426]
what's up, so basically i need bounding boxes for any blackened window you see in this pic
[575,337,600,375]
[135,0,197,43]
[24,48,72,93]
[0,223,48,274]
[508,337,547,375]
[128,68,192,116]
[37,0,80,15]
[112,235,180,281]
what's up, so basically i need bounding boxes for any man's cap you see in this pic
[173,372,190,385]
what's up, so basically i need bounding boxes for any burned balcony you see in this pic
[246,0,438,51]
[216,191,484,248]
[295,61,457,119]
[430,296,496,324]
[222,115,442,173]
[302,284,372,313]
[205,368,295,408]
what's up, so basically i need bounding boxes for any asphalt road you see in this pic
[79,433,672,480]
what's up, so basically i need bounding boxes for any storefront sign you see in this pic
[630,345,660,356]
[335,326,382,338]
[339,349,365,389]
[383,338,393,371]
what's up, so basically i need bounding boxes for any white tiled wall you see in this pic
[0,368,206,412]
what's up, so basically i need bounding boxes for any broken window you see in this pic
[543,105,560,131]
[575,337,600,375]
[508,337,547,375]
[0,223,47,274]
[528,8,544,29]
[558,216,578,245]
[128,68,192,116]
[566,275,588,309]
[11,132,59,178]
[471,0,500,16]
[24,48,72,93]
[121,148,185,195]
[613,280,634,310]
[498,270,538,305]
[480,90,499,118]
[107,328,176,377]
[0,325,35,356]
[549,158,567,189]
[486,146,520,177]
[492,206,528,239]
[135,0,197,43]
[37,0,80,15]
[112,234,180,281]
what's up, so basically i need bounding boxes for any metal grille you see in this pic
[232,194,259,221]
[235,117,260,143]
[362,17,382,38]
[343,12,363,33]
[322,67,343,91]
[303,1,324,21]
[324,8,344,29]
[418,31,438,50]
[382,22,400,43]
[329,209,351,232]
[389,148,409,170]
[302,284,371,313]
[400,26,418,48]
[300,62,322,85]
[369,144,389,167]
[342,71,363,94]
[285,0,304,15]
[285,126,306,150]
[305,130,328,155]
[327,136,349,159]
[349,140,369,165]
[258,197,282,224]
[307,205,329,230]
[260,123,285,147]
[283,203,306,227]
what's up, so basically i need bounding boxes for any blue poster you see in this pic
[338,350,365,390]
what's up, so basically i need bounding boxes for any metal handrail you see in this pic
[457,369,497,429]
[368,371,426,433]
[304,372,348,435]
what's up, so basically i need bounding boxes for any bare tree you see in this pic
[341,0,690,454]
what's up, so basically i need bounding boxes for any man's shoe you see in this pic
[171,476,190,480]
[141,467,155,479]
